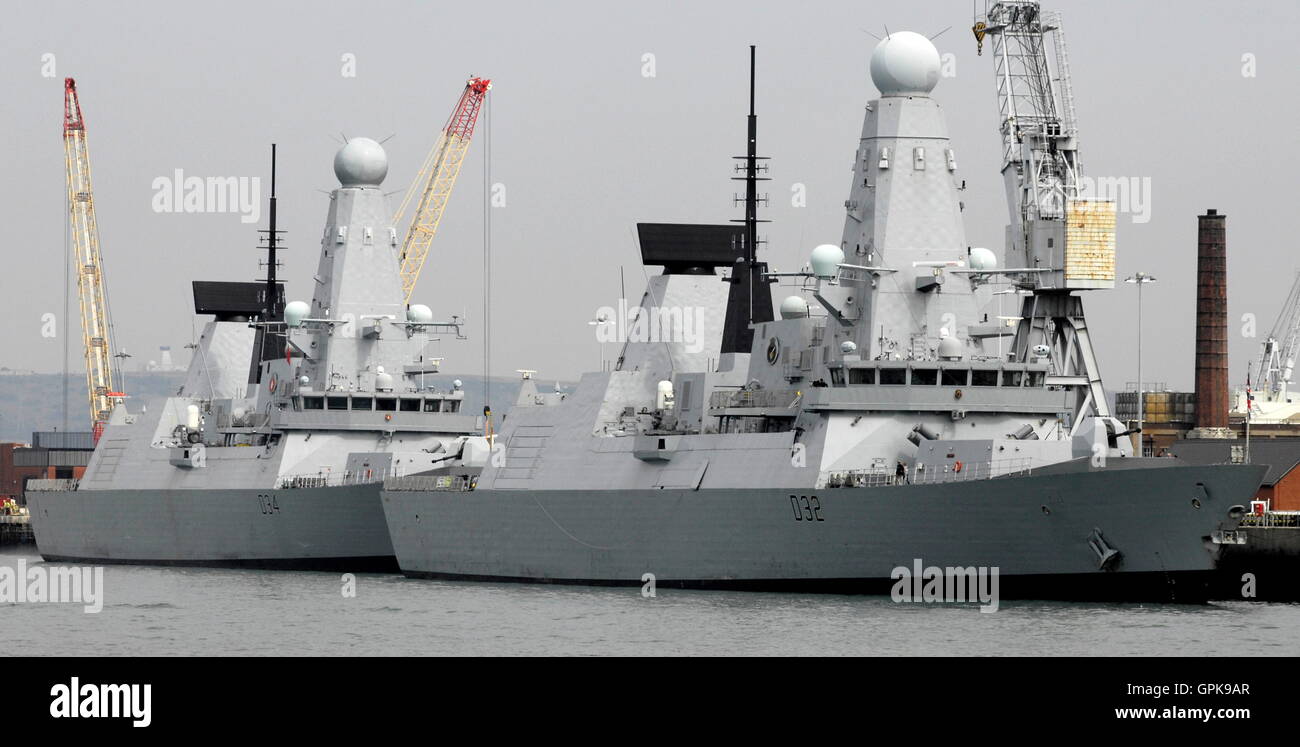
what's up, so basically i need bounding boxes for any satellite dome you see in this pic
[938,334,963,360]
[779,295,810,319]
[870,31,941,96]
[333,137,388,187]
[407,304,434,324]
[284,300,310,327]
[969,247,998,271]
[810,244,846,279]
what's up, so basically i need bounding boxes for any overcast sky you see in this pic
[2,0,1297,393]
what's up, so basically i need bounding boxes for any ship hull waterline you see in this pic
[27,483,396,572]
[382,464,1265,602]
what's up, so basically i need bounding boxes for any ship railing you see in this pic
[708,388,803,410]
[275,470,390,490]
[1238,511,1300,529]
[383,474,476,492]
[25,478,79,492]
[823,459,1034,488]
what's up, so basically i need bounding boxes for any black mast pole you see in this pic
[720,45,774,357]
[266,143,278,326]
[746,46,757,269]
[250,144,284,386]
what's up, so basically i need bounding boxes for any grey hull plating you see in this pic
[28,484,394,572]
[382,463,1264,600]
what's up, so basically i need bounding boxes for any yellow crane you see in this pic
[63,78,123,441]
[392,77,491,302]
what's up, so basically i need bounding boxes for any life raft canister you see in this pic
[954,460,963,473]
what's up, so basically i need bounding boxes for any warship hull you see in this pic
[28,484,395,572]
[382,463,1265,601]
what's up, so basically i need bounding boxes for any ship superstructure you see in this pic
[28,139,487,569]
[380,32,1262,600]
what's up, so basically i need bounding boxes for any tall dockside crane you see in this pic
[1254,272,1300,404]
[63,78,124,441]
[974,1,1117,426]
[393,77,491,302]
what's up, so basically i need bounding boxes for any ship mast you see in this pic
[721,46,774,358]
[250,145,285,386]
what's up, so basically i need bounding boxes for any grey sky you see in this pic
[2,0,1297,394]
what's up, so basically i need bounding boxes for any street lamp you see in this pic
[1125,272,1157,455]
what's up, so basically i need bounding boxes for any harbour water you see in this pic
[4,547,1298,656]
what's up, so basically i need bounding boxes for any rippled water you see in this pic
[3,547,1297,656]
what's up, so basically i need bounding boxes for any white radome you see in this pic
[407,304,434,324]
[809,244,846,279]
[870,31,941,96]
[969,247,998,271]
[938,334,964,360]
[779,295,810,319]
[284,300,310,327]
[333,137,388,187]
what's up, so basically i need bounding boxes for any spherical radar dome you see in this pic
[333,137,389,187]
[870,31,941,96]
[809,244,846,279]
[779,295,810,320]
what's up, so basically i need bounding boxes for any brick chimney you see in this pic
[1194,209,1228,429]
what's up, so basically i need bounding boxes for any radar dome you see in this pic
[779,295,810,319]
[407,304,434,324]
[810,244,846,279]
[870,31,941,96]
[333,137,388,187]
[938,334,963,360]
[284,300,310,327]
[969,247,997,271]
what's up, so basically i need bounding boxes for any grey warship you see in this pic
[27,138,487,570]
[380,27,1263,600]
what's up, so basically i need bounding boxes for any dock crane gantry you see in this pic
[974,1,1118,427]
[63,78,124,441]
[393,77,491,303]
[1254,271,1300,403]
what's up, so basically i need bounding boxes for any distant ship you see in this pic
[380,26,1262,601]
[28,139,488,570]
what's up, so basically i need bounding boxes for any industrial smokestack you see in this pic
[1194,209,1228,429]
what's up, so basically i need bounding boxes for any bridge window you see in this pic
[849,368,876,385]
[911,368,939,386]
[971,370,999,387]
[302,396,324,411]
[880,368,906,385]
[423,399,443,413]
[1027,371,1046,387]
[1003,371,1024,387]
[941,369,968,386]
[830,368,846,387]
[400,399,420,412]
[326,396,348,411]
[352,397,373,411]
[376,398,397,412]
